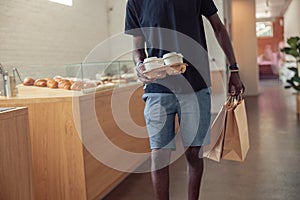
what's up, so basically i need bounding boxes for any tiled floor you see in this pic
[104,80,300,200]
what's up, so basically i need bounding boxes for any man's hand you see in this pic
[132,35,155,83]
[228,72,245,97]
[136,63,156,84]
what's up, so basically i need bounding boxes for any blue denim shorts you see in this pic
[142,88,211,150]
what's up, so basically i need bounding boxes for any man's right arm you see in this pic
[132,35,156,83]
[133,35,146,65]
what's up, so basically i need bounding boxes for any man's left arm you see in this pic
[207,13,245,96]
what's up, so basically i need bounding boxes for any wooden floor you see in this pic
[103,80,300,200]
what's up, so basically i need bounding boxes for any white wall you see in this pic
[203,0,227,112]
[284,0,300,40]
[107,0,127,36]
[204,0,226,70]
[232,0,259,96]
[106,0,132,60]
[0,0,109,70]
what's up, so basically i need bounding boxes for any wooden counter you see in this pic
[0,107,34,200]
[0,84,149,200]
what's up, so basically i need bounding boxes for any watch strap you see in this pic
[229,63,239,70]
[136,61,143,68]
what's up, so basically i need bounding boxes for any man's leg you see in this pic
[178,89,210,199]
[185,146,204,200]
[151,149,172,200]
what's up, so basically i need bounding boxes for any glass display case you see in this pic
[65,60,138,93]
[11,60,138,96]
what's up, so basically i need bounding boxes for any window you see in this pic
[49,0,73,6]
[256,21,273,37]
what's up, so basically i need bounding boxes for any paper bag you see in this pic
[222,100,249,162]
[203,104,227,162]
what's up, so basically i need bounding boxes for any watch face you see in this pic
[229,63,239,70]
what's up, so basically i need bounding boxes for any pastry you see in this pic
[112,79,127,84]
[58,80,71,90]
[23,77,35,86]
[96,81,103,86]
[121,73,137,82]
[34,79,47,87]
[70,81,83,91]
[84,82,97,89]
[112,75,121,80]
[100,76,112,82]
[53,76,63,83]
[47,79,58,88]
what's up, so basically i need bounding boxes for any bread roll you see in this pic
[96,81,103,86]
[100,76,112,82]
[23,77,35,86]
[84,82,97,89]
[34,79,47,87]
[58,79,70,85]
[47,79,58,88]
[70,81,82,91]
[112,75,121,80]
[58,80,71,90]
[112,79,127,84]
[53,76,63,83]
[63,84,71,90]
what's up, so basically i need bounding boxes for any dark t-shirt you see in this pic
[125,0,218,93]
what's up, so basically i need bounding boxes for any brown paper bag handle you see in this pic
[226,94,243,106]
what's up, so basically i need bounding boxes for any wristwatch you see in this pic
[136,61,143,68]
[229,63,239,72]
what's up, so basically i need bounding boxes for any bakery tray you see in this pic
[142,63,188,79]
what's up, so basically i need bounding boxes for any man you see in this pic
[125,0,244,199]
